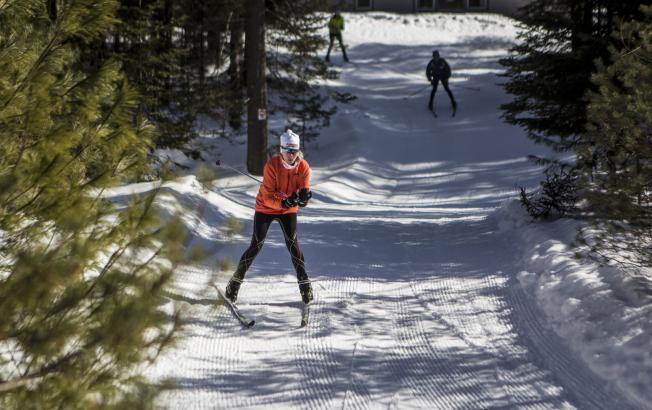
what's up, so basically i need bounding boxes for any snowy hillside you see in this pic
[137,13,651,409]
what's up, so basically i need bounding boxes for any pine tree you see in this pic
[105,0,338,155]
[501,0,647,153]
[226,1,246,130]
[267,0,338,145]
[502,0,650,218]
[113,0,199,149]
[578,6,652,267]
[0,1,186,407]
[245,0,268,175]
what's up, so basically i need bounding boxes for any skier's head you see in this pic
[432,50,440,60]
[280,129,300,150]
[280,129,301,164]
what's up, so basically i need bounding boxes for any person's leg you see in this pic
[225,212,273,302]
[337,33,349,62]
[428,79,439,110]
[441,78,457,109]
[277,213,313,303]
[326,33,335,61]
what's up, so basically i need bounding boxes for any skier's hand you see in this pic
[281,192,299,208]
[298,188,312,207]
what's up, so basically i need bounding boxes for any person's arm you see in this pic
[443,60,451,79]
[329,16,338,32]
[300,164,311,190]
[259,160,285,210]
[297,164,312,207]
[426,61,433,82]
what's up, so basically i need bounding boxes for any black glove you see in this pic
[298,188,312,207]
[281,192,299,208]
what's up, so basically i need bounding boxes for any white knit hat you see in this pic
[280,129,300,149]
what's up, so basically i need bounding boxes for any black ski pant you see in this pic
[326,33,348,61]
[428,77,456,109]
[233,212,309,284]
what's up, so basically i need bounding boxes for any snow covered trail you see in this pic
[146,13,645,409]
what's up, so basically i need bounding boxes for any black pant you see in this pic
[429,77,456,109]
[326,33,348,61]
[233,212,309,283]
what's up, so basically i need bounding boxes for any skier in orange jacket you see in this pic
[225,129,314,304]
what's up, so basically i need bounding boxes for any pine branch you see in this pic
[0,375,43,393]
[4,154,59,207]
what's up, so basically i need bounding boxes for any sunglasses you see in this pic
[281,147,300,154]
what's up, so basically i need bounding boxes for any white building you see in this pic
[334,0,529,15]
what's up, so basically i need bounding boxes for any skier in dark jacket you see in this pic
[326,13,349,62]
[426,50,457,116]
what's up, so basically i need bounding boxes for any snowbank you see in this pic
[494,200,652,408]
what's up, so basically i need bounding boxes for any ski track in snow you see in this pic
[145,13,646,410]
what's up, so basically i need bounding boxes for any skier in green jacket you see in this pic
[326,13,349,63]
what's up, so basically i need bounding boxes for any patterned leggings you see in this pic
[429,77,456,107]
[233,212,308,283]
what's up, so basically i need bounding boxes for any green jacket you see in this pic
[328,14,344,34]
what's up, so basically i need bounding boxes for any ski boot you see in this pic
[225,277,242,303]
[299,282,314,304]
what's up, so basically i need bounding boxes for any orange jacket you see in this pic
[255,156,310,214]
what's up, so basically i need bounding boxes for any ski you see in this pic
[300,303,310,328]
[212,284,255,328]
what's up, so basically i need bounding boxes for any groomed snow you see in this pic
[135,12,651,409]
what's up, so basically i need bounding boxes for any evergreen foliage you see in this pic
[106,0,338,151]
[226,2,246,131]
[519,163,579,219]
[104,0,245,148]
[501,0,647,153]
[0,1,185,407]
[267,0,338,144]
[112,0,198,149]
[502,0,650,218]
[578,6,652,267]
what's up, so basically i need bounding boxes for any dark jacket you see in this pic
[426,58,451,82]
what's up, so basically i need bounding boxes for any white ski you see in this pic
[212,284,255,328]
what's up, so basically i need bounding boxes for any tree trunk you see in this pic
[245,0,267,176]
[47,0,57,22]
[228,15,244,129]
[163,0,173,103]
[199,30,206,85]
[113,32,120,53]
[207,26,223,69]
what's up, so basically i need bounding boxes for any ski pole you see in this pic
[454,84,480,91]
[216,160,320,200]
[216,160,263,185]
[403,84,430,99]
[216,160,289,199]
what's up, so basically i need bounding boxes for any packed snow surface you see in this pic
[138,12,651,409]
